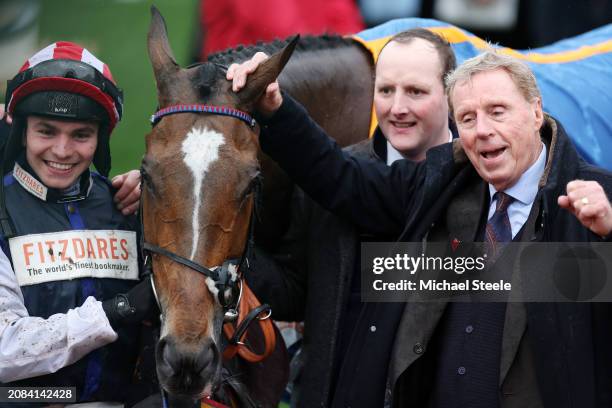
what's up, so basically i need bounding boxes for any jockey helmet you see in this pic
[4,41,124,177]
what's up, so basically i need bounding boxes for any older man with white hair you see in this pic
[229,50,612,407]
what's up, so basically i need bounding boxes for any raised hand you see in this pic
[558,180,612,237]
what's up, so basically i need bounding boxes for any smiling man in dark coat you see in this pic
[229,50,612,407]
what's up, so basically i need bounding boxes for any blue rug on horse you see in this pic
[353,19,612,170]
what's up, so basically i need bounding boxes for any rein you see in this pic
[222,282,275,362]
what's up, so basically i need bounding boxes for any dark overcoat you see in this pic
[248,132,391,407]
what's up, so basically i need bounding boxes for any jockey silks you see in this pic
[0,161,142,404]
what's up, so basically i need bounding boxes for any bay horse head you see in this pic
[143,6,296,398]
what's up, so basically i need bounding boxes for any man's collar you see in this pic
[489,142,547,205]
[386,141,405,165]
[13,157,92,203]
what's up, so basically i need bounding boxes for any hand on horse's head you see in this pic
[227,52,283,117]
[112,169,141,215]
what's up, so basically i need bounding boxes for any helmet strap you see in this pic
[93,123,111,177]
[0,137,16,239]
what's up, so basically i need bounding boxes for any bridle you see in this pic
[141,212,255,317]
[150,103,257,129]
[141,100,276,369]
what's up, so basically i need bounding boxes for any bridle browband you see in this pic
[150,104,257,129]
[149,62,257,130]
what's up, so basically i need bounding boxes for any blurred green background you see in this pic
[1,0,199,176]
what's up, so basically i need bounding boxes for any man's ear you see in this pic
[533,97,544,131]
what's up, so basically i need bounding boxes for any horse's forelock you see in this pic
[191,63,225,99]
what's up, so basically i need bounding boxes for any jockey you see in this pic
[0,42,157,404]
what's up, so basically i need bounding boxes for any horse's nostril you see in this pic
[160,338,184,373]
[195,341,217,375]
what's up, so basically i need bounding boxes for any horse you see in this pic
[142,8,374,404]
[142,7,308,407]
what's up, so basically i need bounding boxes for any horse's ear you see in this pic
[148,6,180,99]
[238,35,300,110]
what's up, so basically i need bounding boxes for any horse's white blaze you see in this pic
[181,126,225,260]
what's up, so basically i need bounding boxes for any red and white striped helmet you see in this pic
[4,42,123,177]
[6,41,123,130]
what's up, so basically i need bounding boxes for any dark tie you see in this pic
[485,192,514,258]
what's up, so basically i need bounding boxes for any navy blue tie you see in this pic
[485,192,514,257]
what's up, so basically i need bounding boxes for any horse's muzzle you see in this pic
[156,336,220,396]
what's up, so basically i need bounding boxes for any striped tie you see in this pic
[485,192,514,259]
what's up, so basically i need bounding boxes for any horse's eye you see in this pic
[240,173,260,200]
[141,168,155,193]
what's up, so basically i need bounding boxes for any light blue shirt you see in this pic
[488,143,547,238]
